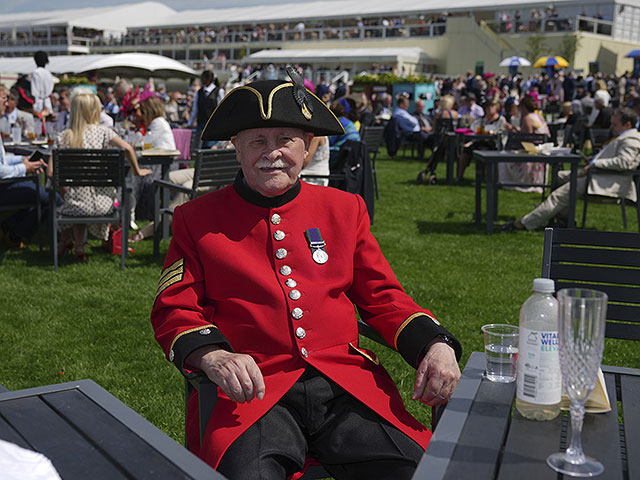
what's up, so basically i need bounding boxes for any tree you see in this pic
[558,34,580,64]
[526,34,547,63]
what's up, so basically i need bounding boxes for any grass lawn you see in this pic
[0,152,638,443]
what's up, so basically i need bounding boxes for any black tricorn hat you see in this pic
[201,68,344,141]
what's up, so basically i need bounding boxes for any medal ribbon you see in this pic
[305,227,326,254]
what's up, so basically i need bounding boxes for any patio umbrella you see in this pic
[625,49,640,58]
[533,56,569,68]
[626,49,640,78]
[499,56,531,67]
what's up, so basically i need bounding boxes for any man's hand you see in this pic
[22,158,46,174]
[186,345,265,403]
[412,341,461,406]
[579,163,592,177]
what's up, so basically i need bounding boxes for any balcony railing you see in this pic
[93,22,446,48]
[486,14,612,36]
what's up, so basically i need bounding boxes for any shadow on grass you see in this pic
[416,214,517,235]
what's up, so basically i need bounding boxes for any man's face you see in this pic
[59,92,70,111]
[5,94,16,113]
[415,100,424,113]
[0,91,6,115]
[610,111,629,136]
[231,127,312,197]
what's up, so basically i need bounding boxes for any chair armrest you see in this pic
[185,371,218,446]
[153,178,193,195]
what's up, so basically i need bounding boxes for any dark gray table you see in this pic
[0,379,224,479]
[444,132,500,185]
[416,352,640,480]
[473,150,582,234]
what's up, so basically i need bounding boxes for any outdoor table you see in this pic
[416,352,640,480]
[0,379,223,479]
[473,150,582,234]
[445,132,500,185]
[4,140,52,156]
[138,148,181,240]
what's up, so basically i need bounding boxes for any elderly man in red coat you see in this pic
[151,68,462,480]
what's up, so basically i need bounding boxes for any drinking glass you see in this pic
[500,133,508,150]
[547,288,608,477]
[556,129,565,147]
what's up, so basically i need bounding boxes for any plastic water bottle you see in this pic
[516,278,561,420]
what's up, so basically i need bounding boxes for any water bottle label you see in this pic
[517,327,561,404]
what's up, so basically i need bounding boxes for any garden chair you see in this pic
[153,149,239,256]
[589,128,612,154]
[541,227,640,341]
[50,149,128,271]
[581,167,640,232]
[185,319,446,479]
[0,173,44,251]
[360,125,384,199]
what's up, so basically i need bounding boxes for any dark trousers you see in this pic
[218,367,423,480]
[407,131,434,160]
[0,180,55,241]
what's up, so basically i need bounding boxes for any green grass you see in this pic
[0,152,638,442]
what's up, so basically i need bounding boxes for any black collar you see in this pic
[233,171,301,208]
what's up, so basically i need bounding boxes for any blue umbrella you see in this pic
[499,56,531,67]
[625,49,640,58]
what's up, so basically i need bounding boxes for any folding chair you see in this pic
[360,125,384,199]
[153,149,239,256]
[581,167,640,232]
[50,149,129,271]
[541,227,640,341]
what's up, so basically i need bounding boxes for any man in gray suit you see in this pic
[507,107,640,230]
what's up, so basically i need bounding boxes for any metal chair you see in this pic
[153,149,239,256]
[504,132,547,151]
[542,227,640,341]
[589,128,613,154]
[0,173,44,251]
[581,167,640,232]
[50,149,129,271]
[360,125,384,199]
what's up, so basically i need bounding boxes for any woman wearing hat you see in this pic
[151,70,461,480]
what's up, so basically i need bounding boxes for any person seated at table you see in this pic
[457,99,515,183]
[328,99,361,168]
[50,90,151,262]
[128,93,178,242]
[457,93,484,121]
[416,95,459,185]
[0,138,55,249]
[498,95,549,193]
[586,91,612,130]
[150,72,462,480]
[504,107,640,231]
[412,99,433,133]
[4,88,35,133]
[391,94,433,161]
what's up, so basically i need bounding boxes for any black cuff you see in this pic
[170,327,233,377]
[396,315,462,369]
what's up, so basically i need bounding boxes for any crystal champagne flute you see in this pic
[547,288,608,477]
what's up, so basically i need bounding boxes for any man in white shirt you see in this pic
[392,95,433,160]
[31,51,54,114]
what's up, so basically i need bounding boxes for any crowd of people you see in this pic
[3,48,640,253]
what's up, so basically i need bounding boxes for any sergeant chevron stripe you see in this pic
[156,258,185,298]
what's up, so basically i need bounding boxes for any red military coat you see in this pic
[151,175,461,469]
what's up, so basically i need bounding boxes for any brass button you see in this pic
[275,248,287,260]
[274,230,285,241]
[292,307,303,319]
[270,213,281,225]
[199,328,211,335]
[301,347,308,358]
[296,327,306,339]
[285,279,297,288]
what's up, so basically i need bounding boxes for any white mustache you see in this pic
[256,159,288,169]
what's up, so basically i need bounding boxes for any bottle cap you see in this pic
[533,278,555,293]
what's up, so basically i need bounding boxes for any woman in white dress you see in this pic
[52,91,151,261]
